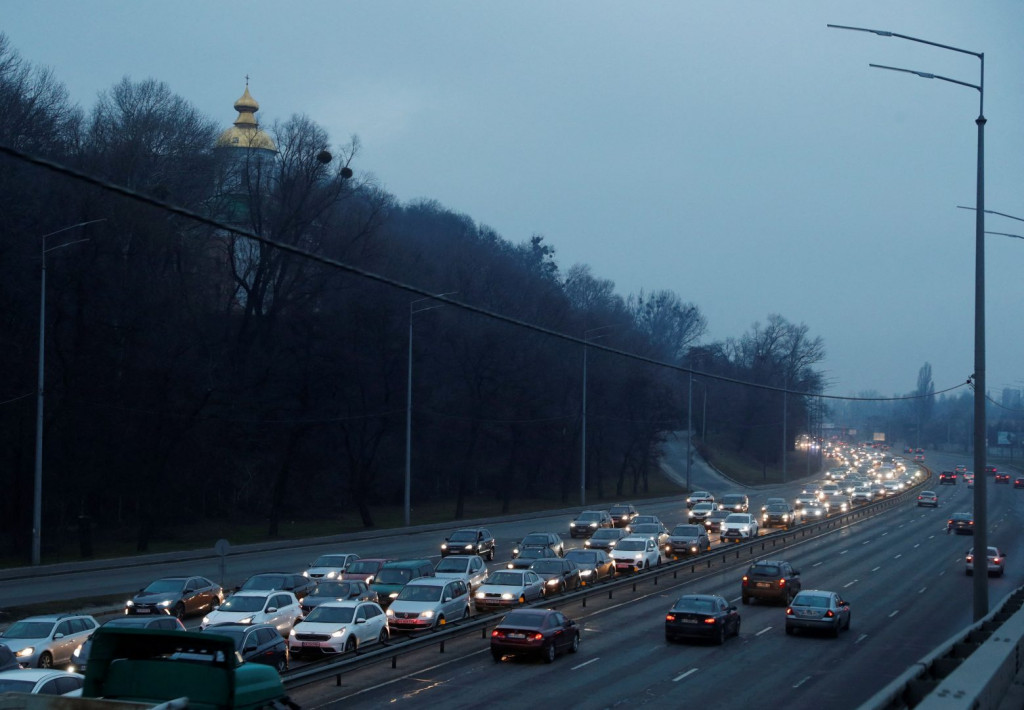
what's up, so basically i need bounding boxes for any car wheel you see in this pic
[173,603,186,620]
[569,633,580,653]
[345,636,357,654]
[38,652,53,669]
[741,595,750,605]
[378,628,389,645]
[832,623,841,638]
[491,650,503,663]
[543,642,556,664]
[275,656,287,673]
[715,625,726,645]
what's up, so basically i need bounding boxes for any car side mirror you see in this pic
[54,633,65,639]
[444,597,452,602]
[245,643,257,652]
[355,618,366,624]
[266,607,278,613]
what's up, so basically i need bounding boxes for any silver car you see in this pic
[302,553,360,580]
[434,555,489,591]
[386,578,471,631]
[0,614,98,669]
[785,590,851,637]
[474,570,546,612]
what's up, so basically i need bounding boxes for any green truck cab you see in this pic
[80,627,291,710]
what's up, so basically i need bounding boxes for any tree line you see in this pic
[0,35,828,562]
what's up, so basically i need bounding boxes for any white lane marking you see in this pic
[929,535,935,540]
[913,543,920,549]
[844,579,858,588]
[862,540,871,545]
[813,562,824,567]
[756,627,773,636]
[856,634,869,644]
[674,668,699,682]
[881,531,889,536]
[793,676,811,688]
[572,658,599,670]
[840,550,849,555]
[889,610,900,618]
[894,554,902,559]
[871,566,881,572]
[730,597,742,603]
[919,587,927,594]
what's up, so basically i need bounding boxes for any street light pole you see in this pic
[33,219,105,565]
[828,23,987,620]
[581,326,613,507]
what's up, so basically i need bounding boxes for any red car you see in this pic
[491,608,580,663]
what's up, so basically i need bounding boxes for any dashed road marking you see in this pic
[856,634,869,644]
[674,668,698,682]
[844,579,858,588]
[572,658,599,670]
[756,627,773,636]
[889,610,900,618]
[871,566,881,572]
[793,676,811,688]
[894,554,902,559]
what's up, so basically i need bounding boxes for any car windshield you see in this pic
[609,506,631,515]
[0,680,35,693]
[725,514,749,523]
[142,579,185,594]
[521,535,550,546]
[672,525,702,536]
[794,595,829,608]
[304,606,355,624]
[1,621,54,639]
[673,597,716,613]
[376,569,414,585]
[766,504,789,513]
[204,627,246,649]
[591,529,620,539]
[311,555,348,567]
[397,585,443,602]
[576,512,603,522]
[448,531,479,543]
[346,561,381,574]
[721,496,744,504]
[616,539,646,552]
[310,582,352,597]
[488,572,524,586]
[220,595,267,612]
[435,558,470,573]
[693,503,713,512]
[530,561,563,574]
[565,551,597,564]
[632,524,660,533]
[517,547,550,559]
[241,575,285,590]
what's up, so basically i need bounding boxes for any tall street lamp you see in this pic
[405,292,456,527]
[581,326,613,507]
[829,23,987,620]
[34,219,106,565]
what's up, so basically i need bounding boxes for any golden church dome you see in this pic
[216,84,277,151]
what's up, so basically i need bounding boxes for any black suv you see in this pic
[608,503,639,528]
[741,560,801,605]
[440,527,496,560]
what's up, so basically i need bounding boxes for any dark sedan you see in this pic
[529,559,582,594]
[125,576,222,619]
[948,512,974,535]
[299,580,376,617]
[564,549,614,584]
[608,503,638,528]
[238,573,316,600]
[665,594,741,645]
[508,546,560,570]
[512,533,564,558]
[201,623,289,672]
[491,609,580,663]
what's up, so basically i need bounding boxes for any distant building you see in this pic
[216,82,277,154]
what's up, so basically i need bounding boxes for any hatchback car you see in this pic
[948,512,975,535]
[70,614,185,673]
[529,558,582,594]
[490,609,580,663]
[741,560,801,605]
[440,528,496,560]
[721,513,759,542]
[785,590,851,637]
[564,549,614,584]
[289,600,388,656]
[665,524,711,558]
[474,570,546,612]
[584,527,629,551]
[609,536,661,574]
[569,510,614,537]
[938,472,957,485]
[0,669,84,695]
[125,576,222,619]
[966,546,1006,577]
[200,591,302,637]
[386,577,471,631]
[688,502,718,522]
[665,594,740,645]
[0,614,98,669]
[302,553,360,580]
[434,554,489,591]
[917,491,939,507]
[201,622,289,672]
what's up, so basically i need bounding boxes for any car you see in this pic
[741,560,801,605]
[0,615,98,669]
[761,503,795,530]
[608,503,639,528]
[967,475,975,489]
[490,609,580,663]
[851,487,874,505]
[512,533,564,558]
[721,514,759,542]
[985,465,998,475]
[564,549,614,584]
[474,570,546,612]
[761,496,789,512]
[440,527,496,560]
[954,464,968,474]
[200,591,302,637]
[785,590,851,637]
[1016,478,1024,489]
[125,576,223,619]
[609,535,661,573]
[238,573,316,601]
[434,555,490,591]
[584,527,629,550]
[629,522,671,548]
[913,454,925,462]
[719,494,749,513]
[508,545,561,570]
[289,600,388,656]
[370,559,436,607]
[665,524,711,558]
[916,490,939,507]
[302,553,360,580]
[0,669,84,695]
[966,546,1006,577]
[665,594,740,645]
[386,577,471,631]
[938,471,957,485]
[794,492,818,509]
[686,491,714,508]
[568,510,614,538]
[825,493,851,513]
[704,508,731,533]
[995,473,1011,484]
[0,645,18,673]
[342,558,391,583]
[688,501,719,522]
[70,614,185,673]
[299,580,376,617]
[529,558,582,594]
[201,622,289,672]
[948,512,975,535]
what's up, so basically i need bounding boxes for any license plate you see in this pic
[134,608,150,614]
[303,642,321,648]
[799,610,817,617]
[756,582,771,588]
[681,619,698,624]
[508,633,526,639]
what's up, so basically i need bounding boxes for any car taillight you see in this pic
[786,608,794,615]
[666,614,676,622]
[778,579,786,588]
[994,558,1002,564]
[741,576,749,586]
[825,610,835,618]
[492,630,504,638]
[704,618,716,624]
[532,632,543,640]
[966,555,974,563]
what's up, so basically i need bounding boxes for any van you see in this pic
[370,559,435,608]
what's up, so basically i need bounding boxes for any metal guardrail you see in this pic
[282,476,929,691]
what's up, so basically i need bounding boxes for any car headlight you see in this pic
[608,540,617,547]
[420,610,435,618]
[157,600,172,607]
[202,616,210,625]
[365,575,374,584]
[464,544,473,550]
[513,548,520,555]
[326,571,338,579]
[546,579,560,586]
[570,522,577,528]
[500,593,514,600]
[589,522,598,527]
[386,608,395,616]
[16,647,34,658]
[584,540,591,547]
[331,628,347,637]
[126,600,135,607]
[389,592,399,599]
[507,563,515,569]
[441,543,448,550]
[73,645,82,658]
[238,616,254,624]
[634,554,643,561]
[302,571,310,577]
[580,569,593,577]
[290,628,297,636]
[475,592,486,599]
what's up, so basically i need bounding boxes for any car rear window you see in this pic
[750,564,780,576]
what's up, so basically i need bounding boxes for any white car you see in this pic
[686,491,714,508]
[385,578,472,631]
[966,547,1006,577]
[302,553,360,580]
[289,600,388,656]
[721,514,759,541]
[200,591,301,637]
[609,535,661,574]
[0,669,84,695]
[434,555,489,591]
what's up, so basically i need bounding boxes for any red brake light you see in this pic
[778,579,786,588]
[491,630,504,638]
[532,632,543,641]
[825,610,835,618]
[786,607,794,615]
[704,618,716,624]
[666,614,676,622]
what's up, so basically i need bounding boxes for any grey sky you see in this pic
[5,1,1023,398]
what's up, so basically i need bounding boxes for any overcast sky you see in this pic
[5,1,1023,399]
